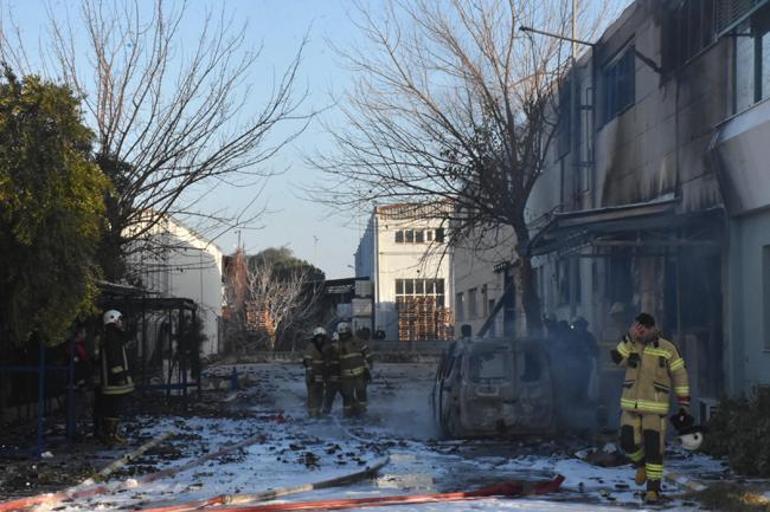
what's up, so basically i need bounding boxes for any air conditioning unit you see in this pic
[697,397,719,424]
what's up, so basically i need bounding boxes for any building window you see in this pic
[393,228,436,244]
[734,7,770,112]
[435,228,445,243]
[481,284,489,317]
[468,288,478,319]
[396,278,445,307]
[664,0,716,71]
[602,46,635,123]
[557,74,573,157]
[456,292,464,322]
[764,246,770,350]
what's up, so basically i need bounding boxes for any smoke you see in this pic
[367,363,440,440]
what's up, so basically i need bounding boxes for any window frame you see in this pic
[602,45,636,125]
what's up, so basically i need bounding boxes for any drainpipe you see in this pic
[372,211,380,336]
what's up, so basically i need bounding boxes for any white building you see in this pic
[126,215,224,356]
[452,225,516,337]
[355,204,453,341]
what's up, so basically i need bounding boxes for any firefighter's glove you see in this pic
[670,408,695,435]
[627,353,641,368]
[610,349,623,365]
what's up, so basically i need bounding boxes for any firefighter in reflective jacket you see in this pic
[610,313,690,504]
[303,327,328,417]
[323,332,342,415]
[337,322,372,417]
[96,310,134,445]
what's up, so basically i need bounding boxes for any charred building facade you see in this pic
[518,0,770,424]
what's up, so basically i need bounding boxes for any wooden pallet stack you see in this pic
[396,297,453,341]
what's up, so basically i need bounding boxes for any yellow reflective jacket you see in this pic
[613,334,690,415]
[303,342,326,383]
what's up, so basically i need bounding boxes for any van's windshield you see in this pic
[467,348,512,382]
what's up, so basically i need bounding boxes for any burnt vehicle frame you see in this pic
[431,337,555,438]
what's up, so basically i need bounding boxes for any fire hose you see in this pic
[139,456,391,512]
[0,427,274,512]
[194,475,566,511]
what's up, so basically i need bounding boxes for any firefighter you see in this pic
[96,310,134,445]
[610,313,691,504]
[303,326,328,418]
[337,322,372,417]
[323,330,342,415]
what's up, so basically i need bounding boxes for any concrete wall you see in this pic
[452,225,514,336]
[726,209,770,395]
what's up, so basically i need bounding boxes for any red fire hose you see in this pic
[143,475,565,512]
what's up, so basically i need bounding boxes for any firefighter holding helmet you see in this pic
[610,313,694,504]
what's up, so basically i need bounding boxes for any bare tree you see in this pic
[309,0,611,334]
[245,262,320,352]
[2,0,310,280]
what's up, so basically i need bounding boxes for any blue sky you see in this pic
[3,0,630,279]
[4,0,367,278]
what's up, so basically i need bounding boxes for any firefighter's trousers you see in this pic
[306,380,324,417]
[323,380,341,414]
[341,377,367,417]
[619,410,667,491]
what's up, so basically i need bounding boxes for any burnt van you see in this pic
[431,338,555,438]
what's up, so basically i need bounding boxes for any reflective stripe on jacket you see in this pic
[100,325,134,396]
[338,336,369,380]
[614,334,689,415]
[303,342,326,383]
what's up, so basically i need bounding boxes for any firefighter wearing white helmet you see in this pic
[337,321,372,417]
[303,326,329,417]
[96,309,134,445]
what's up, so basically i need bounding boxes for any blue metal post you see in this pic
[66,335,76,440]
[36,340,45,456]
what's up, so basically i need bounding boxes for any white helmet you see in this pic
[679,431,704,451]
[103,309,123,327]
[337,322,350,335]
[313,326,327,337]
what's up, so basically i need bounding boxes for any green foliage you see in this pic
[0,67,108,346]
[249,247,325,282]
[703,387,770,477]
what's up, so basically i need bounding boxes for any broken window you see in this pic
[415,230,424,243]
[395,230,404,243]
[395,279,404,294]
[468,350,512,383]
[426,230,433,241]
[435,227,445,243]
[405,229,414,243]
